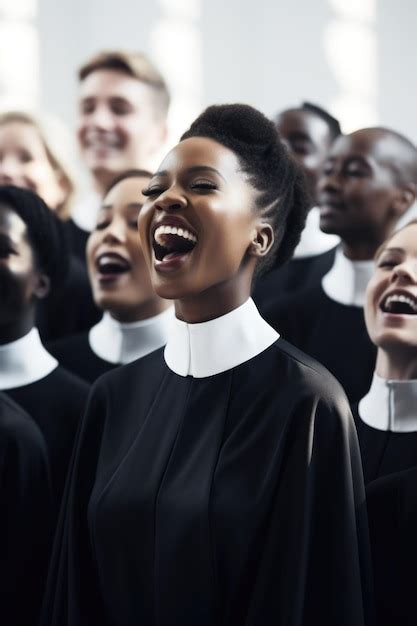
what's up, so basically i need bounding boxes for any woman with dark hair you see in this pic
[350,220,417,625]
[41,105,372,626]
[49,170,173,383]
[0,186,89,515]
[0,392,52,626]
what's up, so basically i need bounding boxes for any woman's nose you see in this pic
[155,189,187,212]
[103,220,127,243]
[391,260,417,284]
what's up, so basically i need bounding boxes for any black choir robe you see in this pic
[352,404,417,484]
[41,340,373,626]
[367,467,417,626]
[48,332,117,383]
[0,393,52,626]
[5,367,89,513]
[253,247,336,312]
[264,284,376,403]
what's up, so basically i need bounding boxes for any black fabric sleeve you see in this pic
[40,383,109,626]
[0,404,52,626]
[244,394,374,626]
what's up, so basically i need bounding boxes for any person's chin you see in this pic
[152,270,195,301]
[319,215,343,235]
[378,330,417,352]
[96,292,125,311]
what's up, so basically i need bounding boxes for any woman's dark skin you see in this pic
[139,136,274,323]
[0,204,49,344]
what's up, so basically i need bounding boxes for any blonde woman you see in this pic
[0,111,100,339]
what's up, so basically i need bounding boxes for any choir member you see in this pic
[69,50,170,263]
[0,392,52,626]
[265,127,417,403]
[352,220,417,484]
[0,186,89,514]
[41,104,372,626]
[360,222,417,624]
[49,169,173,382]
[0,111,100,340]
[367,465,417,626]
[254,102,340,308]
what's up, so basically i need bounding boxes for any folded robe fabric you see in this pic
[41,340,373,626]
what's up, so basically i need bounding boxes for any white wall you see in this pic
[34,0,417,147]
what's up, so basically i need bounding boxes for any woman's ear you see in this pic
[250,222,274,258]
[34,273,50,300]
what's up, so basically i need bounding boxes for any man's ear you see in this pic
[249,222,274,258]
[34,273,50,300]
[392,183,417,216]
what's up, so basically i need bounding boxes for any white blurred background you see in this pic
[0,0,415,155]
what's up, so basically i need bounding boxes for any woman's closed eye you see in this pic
[142,186,165,197]
[377,255,402,269]
[190,180,218,192]
[95,220,111,231]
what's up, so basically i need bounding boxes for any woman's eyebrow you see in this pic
[153,166,226,181]
[382,247,404,254]
[186,165,226,181]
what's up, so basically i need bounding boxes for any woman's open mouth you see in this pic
[379,291,417,316]
[152,223,198,272]
[95,252,132,282]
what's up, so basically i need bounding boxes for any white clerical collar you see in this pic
[0,328,58,390]
[71,190,101,233]
[89,307,175,364]
[293,207,340,259]
[359,373,417,433]
[322,246,374,306]
[164,298,279,378]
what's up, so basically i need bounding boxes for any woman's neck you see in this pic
[0,314,34,346]
[108,298,171,324]
[375,348,417,380]
[174,274,252,324]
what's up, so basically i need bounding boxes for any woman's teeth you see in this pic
[154,225,197,245]
[383,293,417,314]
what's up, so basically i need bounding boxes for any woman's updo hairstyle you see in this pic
[180,104,311,275]
[0,185,69,292]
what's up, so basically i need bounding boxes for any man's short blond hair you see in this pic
[78,50,170,119]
